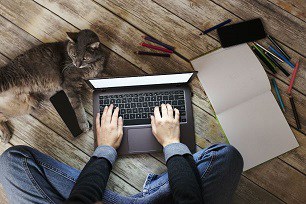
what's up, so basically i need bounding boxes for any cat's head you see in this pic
[66,29,104,68]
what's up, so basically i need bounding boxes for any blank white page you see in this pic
[191,44,270,114]
[217,91,299,171]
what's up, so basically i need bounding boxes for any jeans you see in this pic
[0,143,243,204]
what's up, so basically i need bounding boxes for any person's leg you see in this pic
[132,143,243,204]
[0,145,81,204]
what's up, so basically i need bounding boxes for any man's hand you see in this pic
[151,104,180,147]
[96,104,123,149]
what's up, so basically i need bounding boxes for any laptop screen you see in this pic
[88,72,195,89]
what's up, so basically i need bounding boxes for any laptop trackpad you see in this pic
[128,128,162,153]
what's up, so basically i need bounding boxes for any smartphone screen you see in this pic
[217,18,266,47]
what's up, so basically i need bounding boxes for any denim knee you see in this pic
[0,145,32,181]
[220,144,244,172]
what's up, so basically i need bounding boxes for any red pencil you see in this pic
[287,60,300,94]
[140,42,173,53]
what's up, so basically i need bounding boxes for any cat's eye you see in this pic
[83,56,90,61]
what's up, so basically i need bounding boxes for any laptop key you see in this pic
[127,109,132,113]
[157,96,162,100]
[178,100,185,105]
[136,114,141,119]
[130,114,136,119]
[133,108,138,113]
[131,103,137,108]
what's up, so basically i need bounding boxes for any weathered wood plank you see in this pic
[209,0,305,55]
[244,158,306,203]
[233,176,284,204]
[279,128,306,174]
[268,0,306,22]
[152,0,306,96]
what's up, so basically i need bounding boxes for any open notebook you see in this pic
[191,44,299,171]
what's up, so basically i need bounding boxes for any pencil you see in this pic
[143,36,174,51]
[269,46,294,68]
[289,95,301,130]
[287,60,300,94]
[200,19,232,35]
[267,35,291,60]
[140,42,173,53]
[135,51,170,57]
[254,42,284,62]
[271,78,285,112]
[252,45,277,74]
[265,52,290,77]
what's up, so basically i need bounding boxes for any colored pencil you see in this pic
[135,51,170,57]
[252,45,277,74]
[265,52,290,77]
[200,19,232,35]
[271,78,285,112]
[289,95,301,130]
[287,60,300,94]
[268,46,295,68]
[143,36,174,51]
[267,35,291,60]
[254,42,283,62]
[140,42,173,53]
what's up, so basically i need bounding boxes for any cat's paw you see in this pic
[0,128,12,144]
[79,121,91,133]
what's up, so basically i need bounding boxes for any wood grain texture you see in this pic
[152,0,306,97]
[0,0,305,203]
[244,158,306,203]
[210,0,306,55]
[268,0,306,22]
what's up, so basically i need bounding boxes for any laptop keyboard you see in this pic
[99,90,187,126]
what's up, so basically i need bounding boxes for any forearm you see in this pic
[165,143,204,203]
[65,145,117,203]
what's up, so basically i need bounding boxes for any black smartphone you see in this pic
[217,18,266,47]
[50,90,83,137]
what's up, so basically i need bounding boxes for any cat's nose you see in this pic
[75,61,81,68]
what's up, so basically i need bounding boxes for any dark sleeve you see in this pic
[165,143,204,204]
[65,157,111,204]
[65,145,117,204]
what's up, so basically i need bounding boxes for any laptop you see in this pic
[87,72,197,155]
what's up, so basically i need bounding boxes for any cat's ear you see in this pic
[66,32,78,43]
[89,42,100,49]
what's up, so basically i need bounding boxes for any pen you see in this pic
[289,95,301,130]
[140,42,173,53]
[142,36,174,51]
[200,19,232,35]
[135,51,170,57]
[287,60,300,94]
[267,35,291,60]
[252,45,277,74]
[254,42,284,63]
[271,78,285,112]
[269,46,295,68]
[265,52,290,77]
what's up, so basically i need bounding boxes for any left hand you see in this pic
[96,104,123,149]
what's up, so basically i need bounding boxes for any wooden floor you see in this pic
[0,0,305,203]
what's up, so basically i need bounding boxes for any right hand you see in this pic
[150,104,180,147]
[96,104,123,149]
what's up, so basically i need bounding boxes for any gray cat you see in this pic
[0,29,105,143]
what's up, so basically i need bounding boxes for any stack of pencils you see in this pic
[252,35,301,130]
[135,36,175,58]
